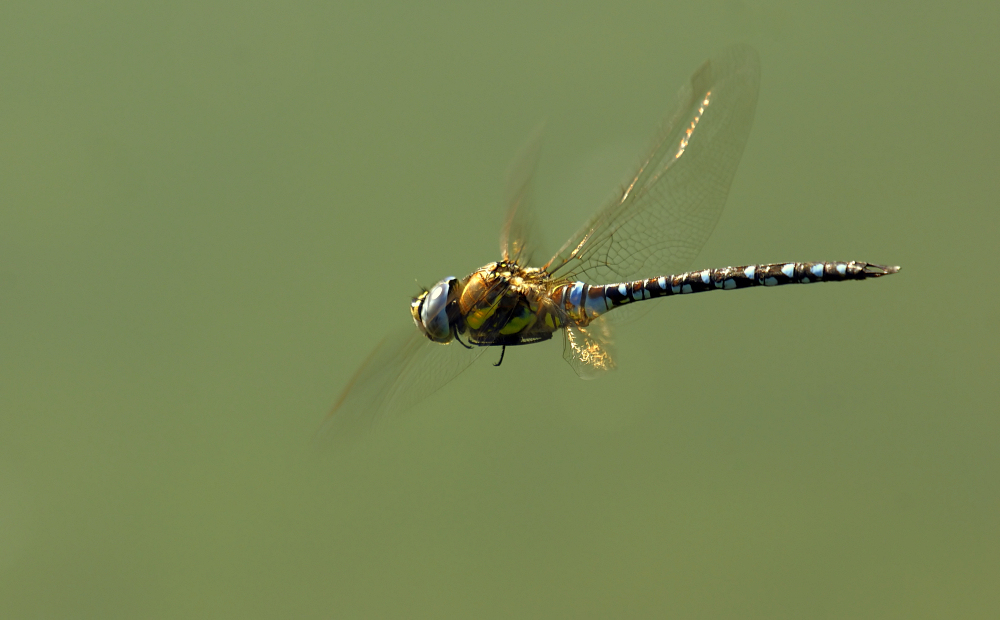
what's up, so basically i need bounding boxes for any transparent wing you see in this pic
[318,325,487,445]
[500,123,545,265]
[545,45,760,284]
[563,317,617,379]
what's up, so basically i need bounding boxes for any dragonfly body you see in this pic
[325,45,899,440]
[413,260,898,352]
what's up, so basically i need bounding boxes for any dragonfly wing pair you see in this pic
[545,45,760,377]
[319,325,487,442]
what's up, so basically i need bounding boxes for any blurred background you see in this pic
[1,1,997,617]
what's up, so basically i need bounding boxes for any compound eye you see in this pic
[418,277,456,342]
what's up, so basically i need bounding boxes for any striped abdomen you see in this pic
[558,261,899,322]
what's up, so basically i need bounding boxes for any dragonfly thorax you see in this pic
[456,261,562,347]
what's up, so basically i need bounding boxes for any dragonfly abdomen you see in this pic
[564,261,899,321]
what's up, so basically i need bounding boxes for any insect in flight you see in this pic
[323,45,899,440]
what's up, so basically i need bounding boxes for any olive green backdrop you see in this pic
[1,1,997,617]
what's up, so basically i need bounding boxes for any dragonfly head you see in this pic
[411,276,460,343]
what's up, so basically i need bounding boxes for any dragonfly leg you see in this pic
[493,345,506,367]
[453,332,473,349]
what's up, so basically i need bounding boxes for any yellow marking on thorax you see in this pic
[499,305,537,335]
[464,295,502,330]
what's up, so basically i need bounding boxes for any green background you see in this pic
[2,1,997,617]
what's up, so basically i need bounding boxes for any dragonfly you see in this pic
[322,45,899,440]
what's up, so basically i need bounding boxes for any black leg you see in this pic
[493,345,506,367]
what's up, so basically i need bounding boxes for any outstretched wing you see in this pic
[318,326,487,445]
[563,317,616,379]
[500,123,546,265]
[544,45,760,284]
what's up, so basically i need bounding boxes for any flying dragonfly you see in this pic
[322,45,898,440]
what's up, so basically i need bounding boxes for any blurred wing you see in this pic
[563,317,617,379]
[318,325,486,445]
[500,123,545,265]
[545,45,760,284]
